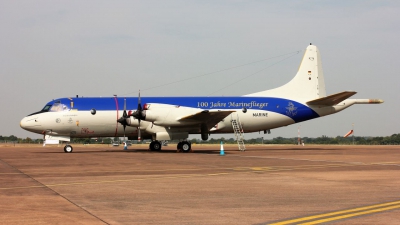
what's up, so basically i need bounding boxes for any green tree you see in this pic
[25,137,33,143]
[9,135,18,141]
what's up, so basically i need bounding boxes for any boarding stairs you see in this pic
[231,115,246,151]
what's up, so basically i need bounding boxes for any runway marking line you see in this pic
[229,155,372,166]
[8,159,398,176]
[0,172,234,190]
[0,173,23,175]
[6,167,220,175]
[0,163,358,190]
[240,154,400,168]
[244,164,357,173]
[269,200,400,225]
[1,163,351,176]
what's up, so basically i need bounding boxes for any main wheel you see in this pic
[181,141,191,153]
[153,141,161,151]
[150,141,162,151]
[177,142,183,150]
[64,145,73,153]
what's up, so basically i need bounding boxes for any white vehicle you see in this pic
[20,44,383,153]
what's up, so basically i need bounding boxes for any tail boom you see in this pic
[354,99,384,104]
[312,98,383,117]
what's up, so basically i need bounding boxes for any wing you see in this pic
[178,110,235,129]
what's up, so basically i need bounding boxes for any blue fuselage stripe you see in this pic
[45,96,320,123]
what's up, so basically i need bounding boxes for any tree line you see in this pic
[189,133,400,145]
[1,134,399,145]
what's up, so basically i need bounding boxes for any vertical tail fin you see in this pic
[247,44,327,100]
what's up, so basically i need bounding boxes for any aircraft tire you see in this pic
[64,145,73,153]
[177,142,183,150]
[150,141,162,151]
[181,141,191,153]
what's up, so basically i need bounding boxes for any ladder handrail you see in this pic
[231,114,246,151]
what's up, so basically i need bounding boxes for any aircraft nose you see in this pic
[20,116,41,132]
[20,117,30,130]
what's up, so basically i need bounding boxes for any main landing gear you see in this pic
[64,144,73,153]
[148,140,192,152]
[177,141,191,153]
[149,141,162,151]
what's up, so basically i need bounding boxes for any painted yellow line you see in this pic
[233,164,355,172]
[17,167,227,174]
[209,173,229,176]
[274,164,348,168]
[269,200,400,225]
[233,167,250,171]
[376,161,400,164]
[299,204,400,225]
[265,164,356,173]
[371,162,400,166]
[0,172,235,190]
[0,163,363,190]
[16,163,357,175]
[252,167,268,171]
[0,173,24,175]
[0,185,45,190]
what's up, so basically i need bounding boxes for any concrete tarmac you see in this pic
[1,144,400,224]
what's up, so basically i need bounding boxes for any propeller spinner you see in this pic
[117,98,129,140]
[131,91,146,141]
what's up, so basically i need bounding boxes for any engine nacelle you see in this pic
[141,103,202,126]
[125,103,177,126]
[126,117,139,127]
[142,103,177,122]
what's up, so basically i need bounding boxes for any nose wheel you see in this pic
[64,145,73,153]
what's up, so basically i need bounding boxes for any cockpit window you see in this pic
[41,105,52,112]
[49,103,70,112]
[27,104,54,116]
[27,102,69,116]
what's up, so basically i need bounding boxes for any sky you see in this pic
[1,0,399,140]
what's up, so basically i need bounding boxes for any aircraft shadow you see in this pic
[34,149,224,154]
[265,148,342,151]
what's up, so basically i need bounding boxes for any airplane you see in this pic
[20,44,383,153]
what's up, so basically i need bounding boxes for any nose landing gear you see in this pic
[64,145,73,153]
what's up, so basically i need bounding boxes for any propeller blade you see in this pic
[128,90,144,142]
[138,125,141,142]
[123,125,126,140]
[138,91,142,111]
[132,90,146,121]
[117,98,129,137]
[138,91,142,142]
[123,98,128,118]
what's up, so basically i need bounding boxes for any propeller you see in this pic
[117,98,129,141]
[131,91,146,142]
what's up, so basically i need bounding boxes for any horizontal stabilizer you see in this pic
[306,91,357,106]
